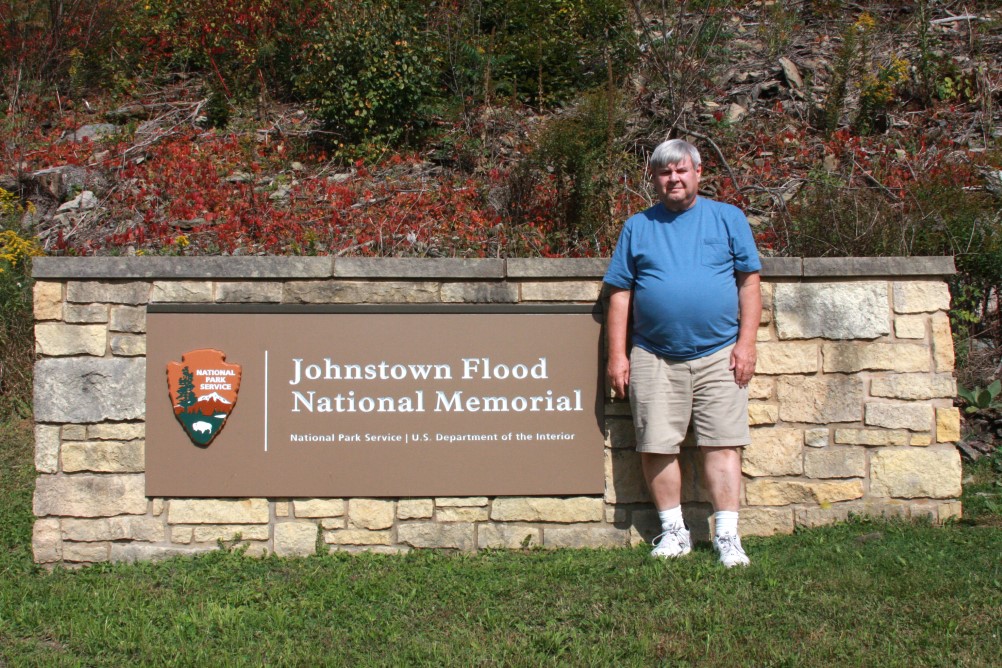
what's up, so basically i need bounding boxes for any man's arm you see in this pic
[730,271,761,388]
[606,287,632,399]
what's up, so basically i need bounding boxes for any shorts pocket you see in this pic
[700,237,730,267]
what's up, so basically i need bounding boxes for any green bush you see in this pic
[473,0,635,108]
[295,0,440,153]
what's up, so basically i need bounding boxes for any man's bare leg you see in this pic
[641,452,682,509]
[701,446,750,567]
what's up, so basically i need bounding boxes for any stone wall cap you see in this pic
[32,255,956,280]
[33,257,334,279]
[506,258,610,278]
[803,256,955,277]
[333,258,504,279]
[760,257,803,277]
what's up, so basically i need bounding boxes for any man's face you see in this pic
[652,157,701,212]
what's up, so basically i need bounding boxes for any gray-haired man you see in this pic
[604,139,762,567]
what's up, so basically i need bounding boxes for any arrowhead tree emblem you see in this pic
[166,349,242,446]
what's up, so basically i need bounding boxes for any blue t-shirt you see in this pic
[604,198,761,361]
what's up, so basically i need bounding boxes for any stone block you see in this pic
[274,522,319,557]
[936,407,961,443]
[321,518,346,530]
[61,440,145,473]
[938,501,962,522]
[34,474,147,517]
[87,423,145,441]
[397,499,434,519]
[794,503,855,528]
[520,281,601,302]
[284,281,439,304]
[894,315,927,339]
[774,282,889,340]
[293,499,346,518]
[543,526,628,548]
[748,377,774,400]
[748,403,779,425]
[834,429,910,446]
[822,343,930,373]
[437,506,490,522]
[397,522,475,550]
[441,282,518,303]
[62,541,110,563]
[62,425,87,440]
[33,518,62,563]
[739,507,795,536]
[35,424,60,473]
[805,428,830,448]
[34,281,63,320]
[491,497,604,523]
[35,323,106,356]
[348,498,395,530]
[151,281,214,303]
[61,516,165,542]
[756,342,819,374]
[604,448,647,504]
[109,305,145,333]
[756,328,772,342]
[777,375,863,423]
[64,304,108,324]
[864,403,933,432]
[216,281,283,303]
[804,447,866,479]
[870,447,962,498]
[745,479,864,506]
[171,526,193,543]
[191,525,271,543]
[893,282,951,314]
[110,543,214,563]
[479,524,540,549]
[869,374,956,400]
[931,313,954,372]
[605,418,636,449]
[168,499,270,524]
[152,499,166,516]
[743,429,803,477]
[911,433,933,446]
[506,258,608,278]
[35,358,146,423]
[435,497,489,507]
[110,335,146,356]
[67,281,149,305]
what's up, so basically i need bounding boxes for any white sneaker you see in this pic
[713,533,750,568]
[651,526,692,559]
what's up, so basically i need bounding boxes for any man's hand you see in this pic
[605,287,632,399]
[607,354,630,399]
[729,340,756,388]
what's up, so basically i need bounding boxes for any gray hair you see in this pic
[649,139,701,171]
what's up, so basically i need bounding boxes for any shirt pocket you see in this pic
[700,237,731,268]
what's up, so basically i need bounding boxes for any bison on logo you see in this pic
[166,349,242,446]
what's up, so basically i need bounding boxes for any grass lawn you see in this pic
[2,418,1000,667]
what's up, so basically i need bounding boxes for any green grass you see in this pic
[2,417,1001,667]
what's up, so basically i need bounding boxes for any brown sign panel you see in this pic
[145,306,605,497]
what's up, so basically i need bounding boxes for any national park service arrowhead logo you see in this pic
[166,349,241,447]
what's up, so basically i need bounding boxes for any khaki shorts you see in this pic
[629,344,750,454]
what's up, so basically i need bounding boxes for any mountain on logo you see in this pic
[198,392,232,405]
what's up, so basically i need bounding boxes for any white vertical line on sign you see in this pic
[264,350,269,452]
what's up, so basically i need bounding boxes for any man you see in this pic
[604,139,761,567]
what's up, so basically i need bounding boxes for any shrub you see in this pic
[294,0,440,154]
[0,191,41,417]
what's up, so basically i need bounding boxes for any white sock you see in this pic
[714,511,739,537]
[658,505,685,531]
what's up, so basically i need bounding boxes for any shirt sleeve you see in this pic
[603,219,636,289]
[726,206,762,273]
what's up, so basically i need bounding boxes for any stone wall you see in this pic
[31,256,962,565]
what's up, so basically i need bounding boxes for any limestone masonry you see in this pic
[32,256,962,564]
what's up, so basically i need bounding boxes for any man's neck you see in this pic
[662,195,698,213]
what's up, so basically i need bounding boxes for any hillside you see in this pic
[1,0,1000,389]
